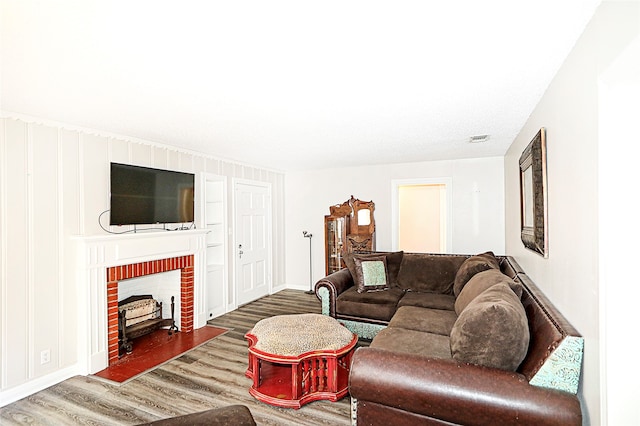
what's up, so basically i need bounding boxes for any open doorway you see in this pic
[392,178,452,253]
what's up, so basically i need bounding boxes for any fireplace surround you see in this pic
[74,230,207,374]
[107,255,193,365]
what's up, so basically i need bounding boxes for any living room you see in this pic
[1,1,639,425]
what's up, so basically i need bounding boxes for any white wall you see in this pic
[599,34,640,426]
[0,115,285,406]
[504,2,639,424]
[284,157,505,289]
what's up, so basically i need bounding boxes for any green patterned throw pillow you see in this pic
[362,261,386,285]
[354,255,389,293]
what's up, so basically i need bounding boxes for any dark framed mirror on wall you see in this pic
[519,128,548,258]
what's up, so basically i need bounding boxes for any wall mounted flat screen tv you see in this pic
[110,163,195,226]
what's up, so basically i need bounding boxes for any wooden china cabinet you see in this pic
[324,196,376,275]
[324,200,350,275]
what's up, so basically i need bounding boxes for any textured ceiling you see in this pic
[1,1,601,171]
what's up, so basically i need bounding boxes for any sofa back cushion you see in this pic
[396,254,466,294]
[454,269,523,315]
[450,283,529,371]
[453,251,500,297]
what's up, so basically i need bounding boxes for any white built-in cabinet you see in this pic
[200,173,228,320]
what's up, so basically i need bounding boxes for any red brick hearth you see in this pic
[106,255,194,366]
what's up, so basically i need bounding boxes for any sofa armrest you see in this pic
[349,347,581,426]
[314,268,353,317]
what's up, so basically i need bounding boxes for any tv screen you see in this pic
[110,163,195,226]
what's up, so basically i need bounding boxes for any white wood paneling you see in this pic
[193,156,205,175]
[131,142,152,166]
[31,124,59,378]
[0,116,285,406]
[153,146,168,169]
[179,152,194,172]
[109,138,130,164]
[206,158,221,175]
[81,134,109,236]
[59,128,80,367]
[0,119,5,389]
[3,119,30,387]
[167,150,180,171]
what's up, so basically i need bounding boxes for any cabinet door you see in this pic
[206,266,225,319]
[325,216,346,275]
[202,174,227,319]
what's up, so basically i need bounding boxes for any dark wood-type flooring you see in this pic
[0,290,369,425]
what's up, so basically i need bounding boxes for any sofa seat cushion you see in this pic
[397,291,455,311]
[396,254,466,294]
[450,283,529,371]
[336,287,405,322]
[389,306,457,336]
[370,327,452,359]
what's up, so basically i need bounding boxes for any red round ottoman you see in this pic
[245,313,357,409]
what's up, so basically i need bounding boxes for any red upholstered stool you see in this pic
[245,313,357,409]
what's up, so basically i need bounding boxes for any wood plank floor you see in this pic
[1,290,368,425]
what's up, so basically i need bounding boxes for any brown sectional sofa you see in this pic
[314,251,584,425]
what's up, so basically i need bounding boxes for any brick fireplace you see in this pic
[74,230,207,374]
[106,255,194,366]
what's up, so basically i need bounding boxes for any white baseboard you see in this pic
[272,283,289,293]
[275,283,313,293]
[0,365,80,407]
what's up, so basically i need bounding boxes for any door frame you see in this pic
[231,178,273,310]
[391,177,453,252]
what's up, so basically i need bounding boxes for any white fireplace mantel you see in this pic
[73,230,208,374]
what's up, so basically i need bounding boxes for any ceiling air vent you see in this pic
[469,135,490,143]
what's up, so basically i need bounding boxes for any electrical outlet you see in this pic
[40,349,50,364]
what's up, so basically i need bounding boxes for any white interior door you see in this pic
[234,180,271,306]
